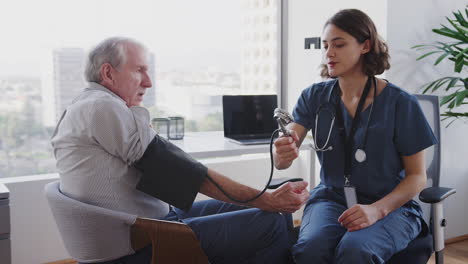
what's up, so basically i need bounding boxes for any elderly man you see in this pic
[51,37,309,264]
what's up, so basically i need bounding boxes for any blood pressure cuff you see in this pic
[134,135,207,211]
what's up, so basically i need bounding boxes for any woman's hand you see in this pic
[338,204,385,232]
[273,130,300,169]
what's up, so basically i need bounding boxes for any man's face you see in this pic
[111,43,152,107]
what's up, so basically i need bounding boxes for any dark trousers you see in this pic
[91,199,294,264]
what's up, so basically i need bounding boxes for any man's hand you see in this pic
[201,168,309,213]
[338,204,385,232]
[264,181,310,213]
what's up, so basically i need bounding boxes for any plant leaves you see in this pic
[453,11,466,27]
[440,93,457,106]
[423,81,437,94]
[433,27,466,41]
[435,78,451,91]
[445,118,457,128]
[413,7,468,125]
[455,56,464,72]
[416,50,442,60]
[434,52,450,65]
[412,44,430,49]
[446,77,462,91]
[455,90,468,106]
[446,16,468,41]
[432,28,455,38]
[448,98,456,109]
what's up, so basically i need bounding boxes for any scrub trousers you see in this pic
[92,199,294,264]
[292,197,422,264]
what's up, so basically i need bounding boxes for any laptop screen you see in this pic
[223,95,278,139]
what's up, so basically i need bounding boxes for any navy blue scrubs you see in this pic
[291,80,437,263]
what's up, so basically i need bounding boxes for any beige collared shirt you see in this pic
[51,82,169,219]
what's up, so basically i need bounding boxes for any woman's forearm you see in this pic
[372,172,426,217]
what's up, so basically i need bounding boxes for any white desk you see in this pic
[169,131,315,185]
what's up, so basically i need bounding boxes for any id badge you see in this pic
[344,185,358,208]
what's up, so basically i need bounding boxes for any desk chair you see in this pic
[44,181,208,264]
[387,94,455,264]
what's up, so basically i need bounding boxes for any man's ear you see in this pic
[361,39,371,54]
[100,63,114,85]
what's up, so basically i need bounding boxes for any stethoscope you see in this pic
[310,103,336,152]
[310,77,377,163]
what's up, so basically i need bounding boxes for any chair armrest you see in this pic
[131,218,188,251]
[267,177,303,189]
[419,187,456,204]
[132,218,208,264]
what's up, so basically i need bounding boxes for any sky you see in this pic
[0,0,242,78]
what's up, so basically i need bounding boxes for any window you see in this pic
[0,0,281,178]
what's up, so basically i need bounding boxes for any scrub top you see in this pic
[292,79,437,219]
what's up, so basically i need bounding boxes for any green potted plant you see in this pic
[413,7,467,126]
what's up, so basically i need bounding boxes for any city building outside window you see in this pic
[0,0,281,178]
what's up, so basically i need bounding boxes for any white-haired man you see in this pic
[51,37,309,264]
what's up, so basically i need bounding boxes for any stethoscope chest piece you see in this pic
[355,148,366,163]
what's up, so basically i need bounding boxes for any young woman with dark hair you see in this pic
[274,9,437,263]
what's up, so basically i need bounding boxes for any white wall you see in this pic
[0,174,67,264]
[386,0,468,239]
[0,152,311,264]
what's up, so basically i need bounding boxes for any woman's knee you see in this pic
[335,234,384,264]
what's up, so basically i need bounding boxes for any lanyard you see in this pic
[333,76,374,185]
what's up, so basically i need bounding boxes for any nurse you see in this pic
[274,9,437,263]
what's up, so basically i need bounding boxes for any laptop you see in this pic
[222,95,278,145]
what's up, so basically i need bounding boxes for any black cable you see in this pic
[205,128,281,203]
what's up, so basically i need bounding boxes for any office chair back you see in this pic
[45,181,208,264]
[45,181,138,263]
[414,94,441,224]
[387,94,444,264]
